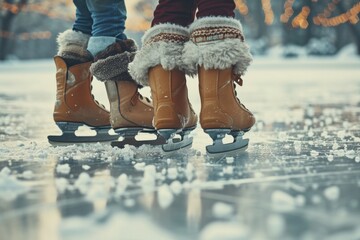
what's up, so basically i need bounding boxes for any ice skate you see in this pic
[198,67,255,155]
[183,17,255,155]
[129,24,198,152]
[105,80,166,148]
[148,65,197,152]
[48,57,117,144]
[90,40,166,149]
[48,30,116,144]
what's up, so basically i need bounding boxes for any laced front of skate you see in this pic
[137,92,151,103]
[233,74,251,111]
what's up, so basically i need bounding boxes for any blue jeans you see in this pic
[72,0,127,55]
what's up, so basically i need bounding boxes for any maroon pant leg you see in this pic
[196,0,236,18]
[152,0,197,27]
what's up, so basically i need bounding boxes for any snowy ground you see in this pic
[0,56,360,240]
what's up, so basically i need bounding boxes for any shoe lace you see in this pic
[138,92,151,103]
[233,74,249,110]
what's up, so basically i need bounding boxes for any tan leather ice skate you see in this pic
[48,56,117,144]
[148,65,197,151]
[198,66,255,154]
[198,67,255,131]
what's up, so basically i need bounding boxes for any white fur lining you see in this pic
[183,38,252,76]
[129,23,190,86]
[129,41,189,86]
[183,17,252,76]
[57,29,90,57]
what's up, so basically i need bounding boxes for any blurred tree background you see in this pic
[0,0,359,60]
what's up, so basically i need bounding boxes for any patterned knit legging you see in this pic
[152,0,236,27]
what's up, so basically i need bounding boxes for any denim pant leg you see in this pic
[72,0,93,35]
[86,0,127,39]
[86,0,127,56]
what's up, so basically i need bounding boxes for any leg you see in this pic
[129,1,198,151]
[87,1,163,148]
[49,1,115,144]
[72,0,93,36]
[86,0,127,56]
[152,0,196,27]
[183,1,255,154]
[196,0,236,18]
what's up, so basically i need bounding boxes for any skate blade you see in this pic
[48,122,118,144]
[162,136,193,152]
[111,128,166,148]
[159,128,194,152]
[205,129,249,155]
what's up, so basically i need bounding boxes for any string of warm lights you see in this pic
[235,0,249,16]
[1,1,359,32]
[0,31,52,40]
[280,0,296,23]
[292,6,311,29]
[317,0,340,18]
[1,2,75,21]
[314,2,360,27]
[261,0,275,25]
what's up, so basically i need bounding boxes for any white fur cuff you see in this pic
[129,23,190,86]
[183,17,253,76]
[57,29,90,57]
[90,52,135,82]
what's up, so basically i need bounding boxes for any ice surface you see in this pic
[158,184,174,209]
[271,190,296,212]
[200,222,249,240]
[0,167,28,201]
[56,163,71,175]
[212,202,234,219]
[1,57,360,240]
[266,214,286,238]
[323,186,340,201]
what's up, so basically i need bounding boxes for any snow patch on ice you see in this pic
[323,186,340,201]
[60,211,176,240]
[169,181,182,195]
[212,202,234,219]
[271,190,296,212]
[157,184,174,209]
[167,168,178,180]
[267,214,286,238]
[200,221,249,240]
[55,178,69,194]
[0,167,28,201]
[56,163,71,174]
[74,172,91,194]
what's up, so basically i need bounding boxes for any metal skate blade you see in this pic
[48,122,118,144]
[111,136,166,148]
[162,136,193,152]
[204,128,249,155]
[48,133,118,144]
[111,128,166,148]
[206,138,249,155]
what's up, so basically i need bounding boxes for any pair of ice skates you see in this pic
[48,56,254,154]
[49,17,255,154]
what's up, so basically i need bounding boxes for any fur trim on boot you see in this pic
[129,23,191,86]
[183,17,253,76]
[57,29,92,62]
[90,39,138,83]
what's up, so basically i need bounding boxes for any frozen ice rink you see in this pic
[1,55,360,240]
